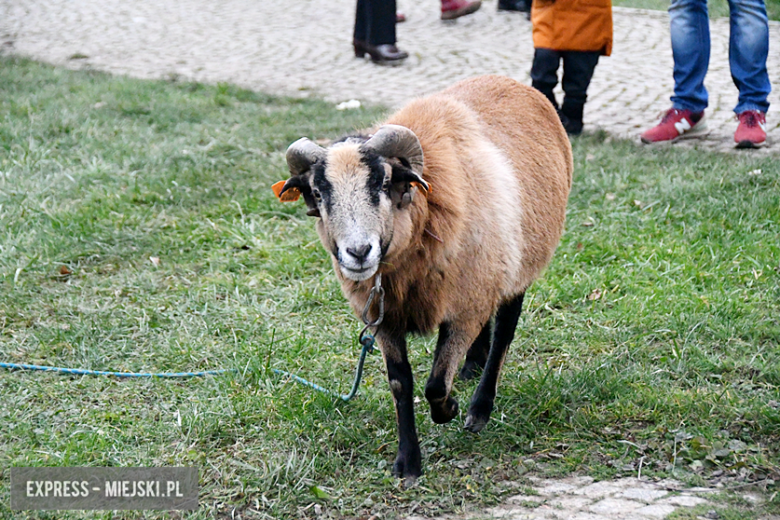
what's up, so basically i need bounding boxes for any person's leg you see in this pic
[354,0,367,43]
[531,48,561,110]
[560,51,600,135]
[669,0,710,112]
[366,0,396,46]
[728,0,770,114]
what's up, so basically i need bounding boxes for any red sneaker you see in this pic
[640,108,708,144]
[441,0,482,20]
[734,110,767,148]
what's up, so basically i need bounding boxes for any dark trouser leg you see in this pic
[361,0,396,45]
[531,48,562,110]
[459,319,492,381]
[354,0,367,42]
[464,293,524,433]
[561,51,600,134]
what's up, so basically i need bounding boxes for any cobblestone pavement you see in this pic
[453,475,774,520]
[0,2,778,519]
[0,0,778,152]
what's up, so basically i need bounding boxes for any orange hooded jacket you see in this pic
[531,0,613,56]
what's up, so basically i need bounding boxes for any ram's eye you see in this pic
[312,189,322,201]
[382,178,392,191]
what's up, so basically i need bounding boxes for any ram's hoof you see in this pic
[392,449,422,484]
[430,396,459,424]
[463,414,488,433]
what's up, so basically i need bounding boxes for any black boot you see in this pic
[561,99,584,135]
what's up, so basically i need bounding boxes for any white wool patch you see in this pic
[474,139,524,298]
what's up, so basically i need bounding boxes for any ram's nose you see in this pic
[345,243,372,265]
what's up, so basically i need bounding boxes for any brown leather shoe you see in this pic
[354,40,408,64]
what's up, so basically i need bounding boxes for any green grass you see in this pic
[0,56,778,519]
[614,0,780,21]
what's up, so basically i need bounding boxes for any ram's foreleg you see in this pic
[377,329,421,486]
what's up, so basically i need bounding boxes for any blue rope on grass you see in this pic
[0,362,234,378]
[272,335,374,401]
[0,334,375,401]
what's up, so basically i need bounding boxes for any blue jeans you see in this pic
[669,0,771,114]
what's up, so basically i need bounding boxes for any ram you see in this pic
[272,75,572,485]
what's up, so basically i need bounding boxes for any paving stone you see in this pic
[742,493,763,505]
[566,513,612,520]
[487,505,522,518]
[660,495,710,507]
[655,479,685,490]
[546,495,592,510]
[588,497,644,515]
[615,487,669,503]
[536,481,580,496]
[572,481,623,498]
[685,487,721,495]
[563,476,596,487]
[507,494,545,505]
[1,0,778,154]
[490,506,556,519]
[635,503,678,518]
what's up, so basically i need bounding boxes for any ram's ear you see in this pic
[271,179,302,202]
[391,167,431,195]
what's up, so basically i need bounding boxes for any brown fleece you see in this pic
[340,76,571,346]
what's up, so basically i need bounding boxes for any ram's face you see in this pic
[312,142,393,281]
[274,126,429,283]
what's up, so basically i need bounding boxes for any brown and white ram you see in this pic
[272,75,572,484]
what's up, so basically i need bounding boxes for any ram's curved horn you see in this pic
[286,138,326,176]
[362,125,424,177]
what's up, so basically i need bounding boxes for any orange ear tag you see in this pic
[410,181,431,196]
[271,180,301,202]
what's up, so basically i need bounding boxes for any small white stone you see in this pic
[335,99,361,110]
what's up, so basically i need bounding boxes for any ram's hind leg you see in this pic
[425,321,482,424]
[464,292,525,433]
[458,320,492,381]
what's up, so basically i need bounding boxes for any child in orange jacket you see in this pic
[530,0,613,134]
